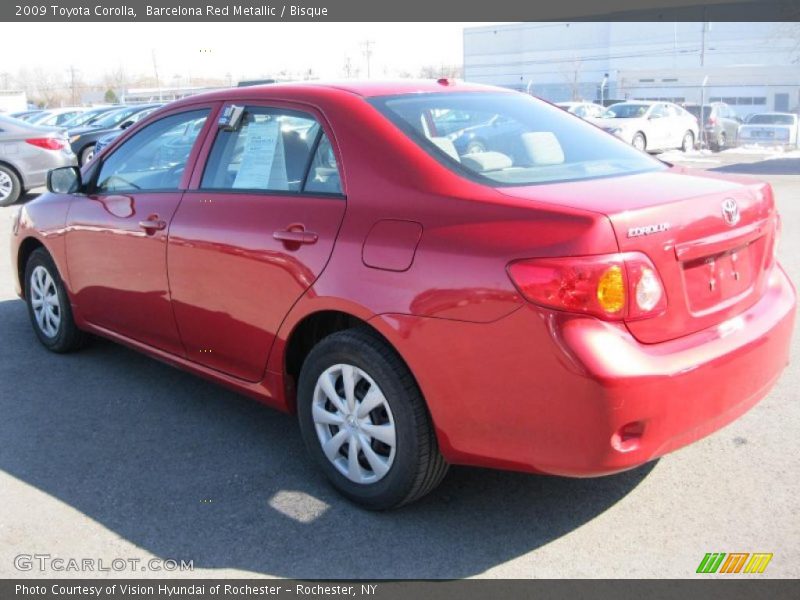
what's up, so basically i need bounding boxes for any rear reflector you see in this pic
[507,252,667,321]
[25,137,66,151]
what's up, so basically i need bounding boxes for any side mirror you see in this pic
[47,166,81,194]
[120,120,134,129]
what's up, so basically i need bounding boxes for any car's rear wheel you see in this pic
[297,329,448,510]
[632,132,647,151]
[24,248,88,353]
[0,165,21,207]
[80,144,96,166]
[714,131,727,151]
[681,131,695,152]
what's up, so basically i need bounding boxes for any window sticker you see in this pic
[233,116,287,190]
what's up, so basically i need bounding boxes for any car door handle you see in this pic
[139,215,167,232]
[273,228,318,245]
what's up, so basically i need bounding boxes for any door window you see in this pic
[95,109,209,193]
[201,107,323,192]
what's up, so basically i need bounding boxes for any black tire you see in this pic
[79,144,96,166]
[632,132,647,152]
[0,164,22,207]
[24,248,88,353]
[297,328,448,510]
[716,132,727,150]
[681,131,695,152]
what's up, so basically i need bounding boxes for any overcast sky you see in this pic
[4,22,502,83]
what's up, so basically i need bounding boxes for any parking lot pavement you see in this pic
[1,156,798,579]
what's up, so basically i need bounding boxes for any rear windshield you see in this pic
[684,105,711,119]
[370,92,664,186]
[747,114,796,125]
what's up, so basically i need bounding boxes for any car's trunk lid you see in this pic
[500,167,778,343]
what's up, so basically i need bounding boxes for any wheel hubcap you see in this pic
[30,266,61,338]
[312,364,396,484]
[0,171,12,202]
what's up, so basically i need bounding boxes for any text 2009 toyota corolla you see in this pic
[10,81,795,509]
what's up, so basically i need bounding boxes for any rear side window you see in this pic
[371,92,664,186]
[201,106,339,194]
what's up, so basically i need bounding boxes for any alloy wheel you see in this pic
[312,363,396,484]
[0,170,12,203]
[30,265,61,338]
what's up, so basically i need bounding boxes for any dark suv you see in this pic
[684,102,742,151]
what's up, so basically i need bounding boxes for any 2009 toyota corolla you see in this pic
[10,80,795,509]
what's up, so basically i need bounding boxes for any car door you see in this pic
[643,104,666,149]
[168,102,347,382]
[65,106,213,355]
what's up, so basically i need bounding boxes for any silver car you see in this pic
[738,113,799,148]
[0,114,77,206]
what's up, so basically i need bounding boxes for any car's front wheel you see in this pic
[297,329,448,509]
[632,132,647,151]
[24,248,88,352]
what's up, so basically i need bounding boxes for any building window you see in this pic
[638,78,655,83]
[661,78,678,82]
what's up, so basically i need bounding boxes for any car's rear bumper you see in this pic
[375,264,795,476]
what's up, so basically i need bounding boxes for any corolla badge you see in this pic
[722,198,740,226]
[627,222,670,238]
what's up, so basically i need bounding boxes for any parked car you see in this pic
[0,114,77,206]
[93,106,163,156]
[60,106,120,129]
[27,107,88,128]
[10,110,44,122]
[11,81,794,509]
[737,113,799,148]
[683,102,742,150]
[446,113,525,156]
[556,101,606,119]
[68,104,162,165]
[594,101,698,152]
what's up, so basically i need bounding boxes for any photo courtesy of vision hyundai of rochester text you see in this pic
[10,80,795,509]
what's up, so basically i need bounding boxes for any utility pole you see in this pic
[67,66,78,105]
[361,40,374,79]
[151,49,162,101]
[700,21,709,67]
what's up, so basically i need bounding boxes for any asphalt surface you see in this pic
[0,151,798,579]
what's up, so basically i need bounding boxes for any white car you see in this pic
[738,113,799,148]
[556,101,606,120]
[593,101,699,152]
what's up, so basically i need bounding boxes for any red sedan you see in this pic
[10,81,795,509]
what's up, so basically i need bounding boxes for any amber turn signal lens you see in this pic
[596,265,625,314]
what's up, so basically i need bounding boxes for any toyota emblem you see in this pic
[721,198,740,227]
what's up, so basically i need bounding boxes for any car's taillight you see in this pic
[706,117,717,126]
[25,137,65,151]
[507,252,667,321]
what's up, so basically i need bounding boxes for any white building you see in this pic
[464,22,800,116]
[0,90,28,113]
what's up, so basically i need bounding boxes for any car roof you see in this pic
[163,79,507,109]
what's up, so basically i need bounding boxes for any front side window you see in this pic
[371,92,664,186]
[95,109,209,193]
[201,106,325,193]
